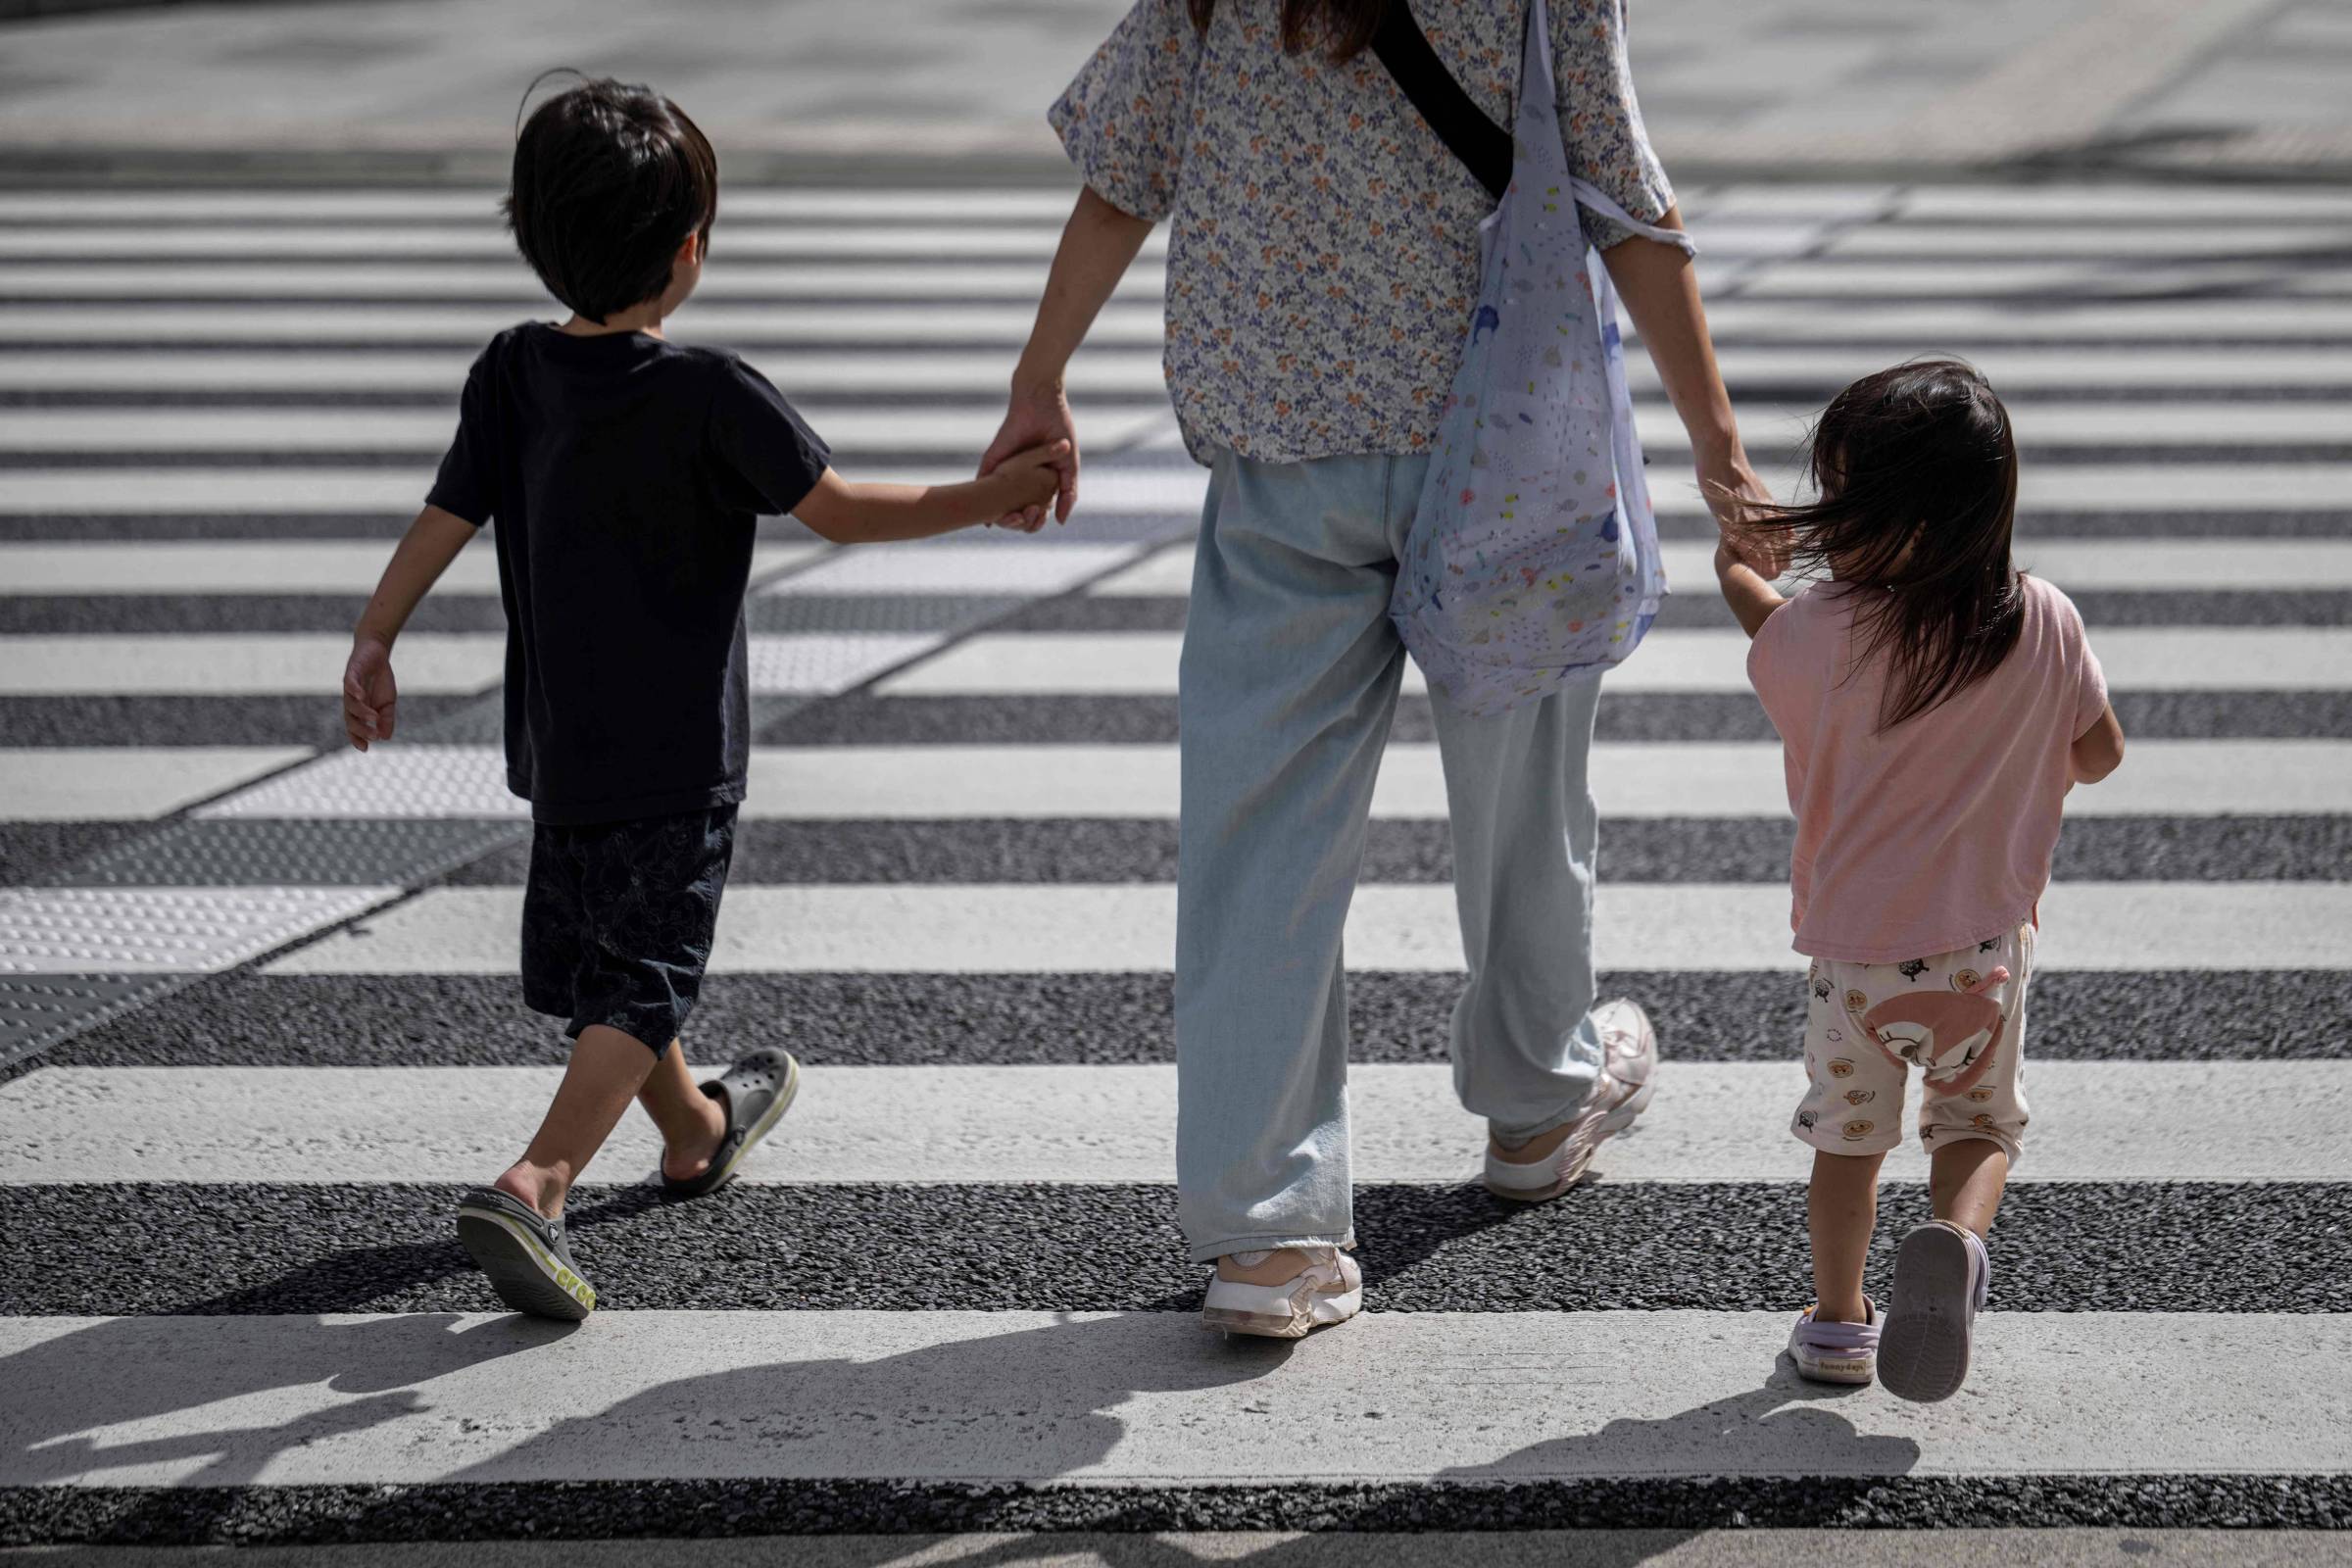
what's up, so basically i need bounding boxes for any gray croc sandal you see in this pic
[455,1187,597,1321]
[1879,1218,1991,1403]
[662,1048,800,1200]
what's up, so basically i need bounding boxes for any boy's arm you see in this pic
[2069,705,2126,786]
[1714,541,1787,639]
[795,441,1069,545]
[344,504,476,750]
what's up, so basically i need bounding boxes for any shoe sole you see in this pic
[1879,1224,1976,1402]
[456,1205,596,1322]
[1484,1059,1657,1203]
[1202,1282,1363,1341]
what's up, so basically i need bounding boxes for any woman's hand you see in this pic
[979,377,1078,529]
[1697,441,1783,577]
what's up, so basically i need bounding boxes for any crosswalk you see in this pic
[1,179,2349,1550]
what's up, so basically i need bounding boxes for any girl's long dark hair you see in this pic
[1751,359,2026,730]
[1188,0,1386,58]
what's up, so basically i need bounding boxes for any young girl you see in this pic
[1716,359,2127,1402]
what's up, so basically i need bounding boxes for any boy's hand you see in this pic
[342,636,398,751]
[986,439,1073,534]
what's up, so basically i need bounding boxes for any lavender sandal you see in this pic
[1788,1298,1880,1385]
[1880,1219,1991,1403]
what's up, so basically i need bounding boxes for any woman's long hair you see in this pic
[1749,359,2026,731]
[1188,0,1387,58]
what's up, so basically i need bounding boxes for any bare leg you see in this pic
[636,1038,728,1183]
[1930,1139,2010,1238]
[1809,1150,1886,1323]
[494,1025,662,1218]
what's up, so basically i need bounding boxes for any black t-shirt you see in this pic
[426,323,830,825]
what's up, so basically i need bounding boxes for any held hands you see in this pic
[342,637,397,751]
[979,378,1078,530]
[1696,444,1784,577]
[984,439,1074,534]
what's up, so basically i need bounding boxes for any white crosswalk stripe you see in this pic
[257,882,2351,973]
[1,180,2346,1544]
[170,739,2352,822]
[8,1310,2341,1488]
[875,628,2352,697]
[1093,539,2352,595]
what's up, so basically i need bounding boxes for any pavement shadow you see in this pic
[0,1308,573,1547]
[1440,1362,1916,1483]
[444,1307,1288,1490]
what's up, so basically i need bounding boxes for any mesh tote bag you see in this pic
[1378,0,1694,716]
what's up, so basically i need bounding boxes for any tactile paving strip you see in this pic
[196,746,517,820]
[748,594,1025,634]
[767,543,1144,597]
[746,633,944,696]
[0,885,398,974]
[60,817,525,887]
[0,974,175,1073]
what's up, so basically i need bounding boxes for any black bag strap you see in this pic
[1370,2,1513,202]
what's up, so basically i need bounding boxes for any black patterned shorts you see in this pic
[520,805,738,1052]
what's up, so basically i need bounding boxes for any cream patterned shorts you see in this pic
[1792,922,2034,1162]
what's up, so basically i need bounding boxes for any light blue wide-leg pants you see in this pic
[1174,448,1608,1262]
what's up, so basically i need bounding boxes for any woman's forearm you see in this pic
[1598,209,1739,458]
[1014,186,1155,390]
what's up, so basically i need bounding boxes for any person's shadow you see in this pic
[1443,1364,1918,1483]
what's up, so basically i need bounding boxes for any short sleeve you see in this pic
[1047,0,1202,222]
[2056,587,2110,737]
[707,356,832,518]
[1549,0,1675,250]
[425,347,495,527]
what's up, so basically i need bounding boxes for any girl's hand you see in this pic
[979,379,1078,529]
[1697,445,1783,576]
[343,637,398,751]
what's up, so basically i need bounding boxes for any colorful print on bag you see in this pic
[1388,0,1692,717]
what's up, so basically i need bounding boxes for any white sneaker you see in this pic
[1483,998,1657,1201]
[1200,1246,1363,1339]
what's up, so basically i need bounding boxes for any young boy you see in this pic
[342,76,1066,1321]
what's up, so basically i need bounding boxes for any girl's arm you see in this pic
[796,441,1069,544]
[979,187,1157,527]
[1714,541,1786,638]
[345,505,477,750]
[2070,706,2126,786]
[1602,215,1778,569]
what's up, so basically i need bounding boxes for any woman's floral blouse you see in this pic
[1051,0,1675,466]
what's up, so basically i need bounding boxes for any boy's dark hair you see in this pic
[505,73,718,324]
[1750,358,2025,730]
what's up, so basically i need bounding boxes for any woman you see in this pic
[982,0,1770,1337]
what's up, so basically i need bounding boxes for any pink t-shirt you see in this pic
[1745,574,2108,964]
